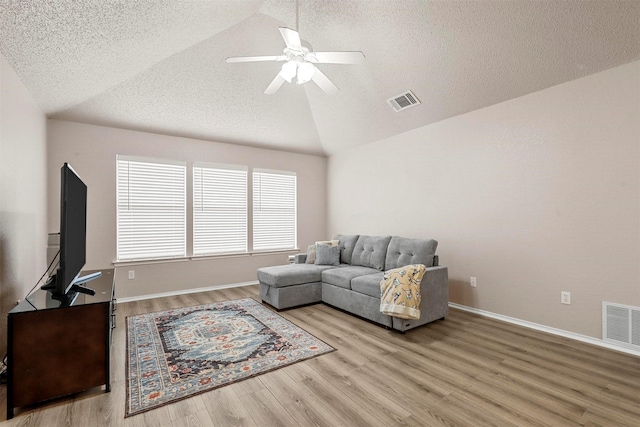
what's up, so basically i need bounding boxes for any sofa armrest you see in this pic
[392,265,449,331]
[419,265,449,320]
[294,253,308,264]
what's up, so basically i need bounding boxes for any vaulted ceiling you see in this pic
[1,1,639,156]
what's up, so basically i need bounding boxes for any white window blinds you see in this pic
[193,163,248,255]
[252,169,297,251]
[117,156,186,261]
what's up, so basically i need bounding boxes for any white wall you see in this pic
[0,54,47,353]
[327,61,640,339]
[47,120,327,299]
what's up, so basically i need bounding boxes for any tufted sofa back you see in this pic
[384,236,438,270]
[331,234,359,264]
[350,235,392,271]
[331,234,438,271]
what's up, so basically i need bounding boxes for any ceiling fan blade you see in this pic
[311,67,339,95]
[226,55,286,63]
[312,51,365,64]
[264,74,286,95]
[279,27,302,49]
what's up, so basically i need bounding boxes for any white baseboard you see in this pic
[449,302,640,358]
[116,287,638,358]
[116,280,259,304]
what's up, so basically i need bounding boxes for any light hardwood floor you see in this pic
[1,284,638,426]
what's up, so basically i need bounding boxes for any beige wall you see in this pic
[0,54,48,353]
[327,61,640,339]
[47,120,327,299]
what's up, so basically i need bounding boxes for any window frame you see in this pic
[192,162,248,256]
[252,168,297,252]
[116,155,187,262]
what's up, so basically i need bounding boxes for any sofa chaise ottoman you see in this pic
[257,234,449,332]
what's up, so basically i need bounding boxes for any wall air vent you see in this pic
[603,302,640,350]
[387,90,420,112]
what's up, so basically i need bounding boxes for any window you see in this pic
[252,169,297,251]
[193,163,247,255]
[117,156,186,261]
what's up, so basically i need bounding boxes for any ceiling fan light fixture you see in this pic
[296,62,316,84]
[280,61,297,83]
[226,25,364,95]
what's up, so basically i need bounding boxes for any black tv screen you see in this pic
[56,163,87,296]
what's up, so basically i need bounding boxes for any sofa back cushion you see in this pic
[331,234,359,264]
[351,235,392,271]
[384,236,438,270]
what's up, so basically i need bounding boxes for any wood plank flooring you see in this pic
[1,284,638,426]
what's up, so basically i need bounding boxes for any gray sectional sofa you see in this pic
[257,234,449,332]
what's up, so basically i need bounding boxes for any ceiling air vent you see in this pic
[387,90,420,112]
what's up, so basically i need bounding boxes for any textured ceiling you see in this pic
[1,0,639,156]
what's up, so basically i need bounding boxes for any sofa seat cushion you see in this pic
[350,272,384,298]
[258,264,338,288]
[322,265,380,289]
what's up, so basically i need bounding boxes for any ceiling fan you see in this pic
[226,27,365,95]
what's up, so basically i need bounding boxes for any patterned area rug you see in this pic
[125,298,334,417]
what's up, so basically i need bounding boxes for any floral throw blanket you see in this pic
[379,264,426,319]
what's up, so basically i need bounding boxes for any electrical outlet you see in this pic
[128,270,135,280]
[561,291,571,305]
[470,276,477,288]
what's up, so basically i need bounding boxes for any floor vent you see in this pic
[603,302,640,350]
[387,90,420,112]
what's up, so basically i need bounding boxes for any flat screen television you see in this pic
[42,163,99,303]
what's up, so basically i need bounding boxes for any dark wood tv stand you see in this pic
[6,269,115,419]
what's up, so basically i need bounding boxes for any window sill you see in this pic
[112,248,300,267]
[112,257,189,267]
[250,248,301,256]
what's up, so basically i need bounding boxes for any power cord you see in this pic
[23,251,60,310]
[26,250,60,296]
[0,354,7,385]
